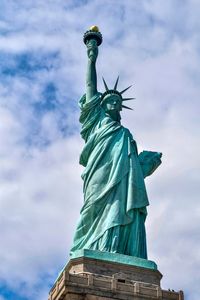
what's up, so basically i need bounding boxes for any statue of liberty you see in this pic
[70,26,162,259]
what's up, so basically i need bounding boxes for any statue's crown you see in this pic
[101,77,135,110]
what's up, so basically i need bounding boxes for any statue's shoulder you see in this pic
[79,92,102,109]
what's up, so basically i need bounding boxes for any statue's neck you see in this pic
[106,111,121,123]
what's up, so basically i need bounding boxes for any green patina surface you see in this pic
[70,27,162,260]
[71,249,157,270]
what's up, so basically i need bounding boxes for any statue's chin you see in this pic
[106,110,121,122]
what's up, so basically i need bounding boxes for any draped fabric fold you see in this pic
[70,93,149,259]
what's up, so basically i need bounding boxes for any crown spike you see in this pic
[120,85,132,95]
[122,104,133,110]
[122,97,135,101]
[102,77,109,91]
[114,76,119,91]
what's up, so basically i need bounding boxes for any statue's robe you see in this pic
[70,93,150,258]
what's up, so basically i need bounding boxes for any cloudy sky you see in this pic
[0,0,199,299]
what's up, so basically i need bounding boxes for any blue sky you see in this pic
[0,1,199,299]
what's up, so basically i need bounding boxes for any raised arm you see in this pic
[86,39,98,102]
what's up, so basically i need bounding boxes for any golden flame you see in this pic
[89,25,99,32]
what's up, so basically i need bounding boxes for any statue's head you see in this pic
[100,77,134,121]
[101,93,122,113]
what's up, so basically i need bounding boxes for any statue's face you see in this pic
[102,94,122,112]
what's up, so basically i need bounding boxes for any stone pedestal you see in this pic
[48,250,184,300]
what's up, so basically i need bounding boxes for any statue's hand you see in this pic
[86,39,98,63]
